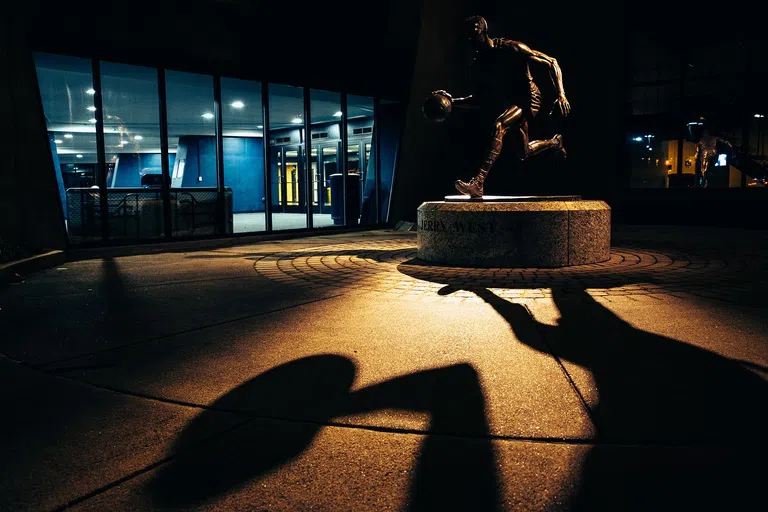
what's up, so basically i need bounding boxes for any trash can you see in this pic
[329,173,361,225]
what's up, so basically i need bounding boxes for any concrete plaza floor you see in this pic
[1,225,767,511]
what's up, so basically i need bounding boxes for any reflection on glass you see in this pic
[221,77,265,233]
[322,147,337,209]
[284,149,300,206]
[101,61,164,239]
[626,33,768,190]
[348,144,360,173]
[309,89,341,228]
[310,148,319,206]
[269,84,307,230]
[347,94,374,225]
[34,52,100,242]
[376,99,402,223]
[165,71,224,235]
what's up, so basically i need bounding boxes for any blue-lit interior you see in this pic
[34,52,400,242]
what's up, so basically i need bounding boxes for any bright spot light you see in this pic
[755,114,765,118]
[86,88,95,95]
[633,137,643,142]
[88,118,97,123]
[133,135,143,140]
[291,117,303,124]
[64,134,74,138]
[334,111,342,117]
[76,154,83,158]
[54,139,63,144]
[87,106,96,112]
[202,112,214,119]
[231,101,245,109]
[257,125,263,129]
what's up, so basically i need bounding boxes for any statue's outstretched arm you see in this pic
[506,40,570,116]
[430,89,477,108]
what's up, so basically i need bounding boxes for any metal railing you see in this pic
[66,187,232,242]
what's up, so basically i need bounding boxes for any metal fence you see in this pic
[66,187,233,242]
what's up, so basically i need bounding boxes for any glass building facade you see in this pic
[625,33,768,191]
[34,52,401,245]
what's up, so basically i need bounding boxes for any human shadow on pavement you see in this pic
[448,284,768,511]
[148,355,501,511]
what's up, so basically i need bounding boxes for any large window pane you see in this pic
[626,33,767,191]
[101,61,165,240]
[221,77,266,234]
[166,71,222,235]
[310,89,341,228]
[348,94,374,225]
[268,84,307,230]
[34,53,100,243]
[376,99,403,223]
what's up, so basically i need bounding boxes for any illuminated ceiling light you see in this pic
[257,125,263,129]
[647,147,652,151]
[645,134,654,138]
[76,154,83,158]
[632,136,643,142]
[755,114,765,118]
[87,106,97,112]
[86,88,95,95]
[89,118,97,123]
[334,111,342,117]
[231,100,245,109]
[64,134,74,138]
[133,135,143,140]
[54,139,63,144]
[201,112,214,119]
[291,117,303,124]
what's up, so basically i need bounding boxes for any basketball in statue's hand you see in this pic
[422,91,453,122]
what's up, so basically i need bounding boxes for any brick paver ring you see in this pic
[252,240,766,305]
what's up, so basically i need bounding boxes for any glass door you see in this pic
[270,145,305,214]
[310,143,339,215]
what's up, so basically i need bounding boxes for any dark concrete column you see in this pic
[387,0,466,226]
[0,12,67,251]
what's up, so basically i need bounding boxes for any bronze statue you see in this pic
[693,129,733,188]
[423,16,570,198]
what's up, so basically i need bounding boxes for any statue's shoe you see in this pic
[554,134,566,160]
[455,179,484,198]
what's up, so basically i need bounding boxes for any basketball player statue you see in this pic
[422,16,570,198]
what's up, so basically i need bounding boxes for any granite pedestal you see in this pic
[417,196,610,267]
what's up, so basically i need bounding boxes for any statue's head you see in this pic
[463,15,489,48]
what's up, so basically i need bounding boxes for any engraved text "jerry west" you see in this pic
[419,220,495,233]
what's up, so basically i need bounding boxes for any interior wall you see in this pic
[112,153,176,188]
[223,137,265,213]
[170,136,265,213]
